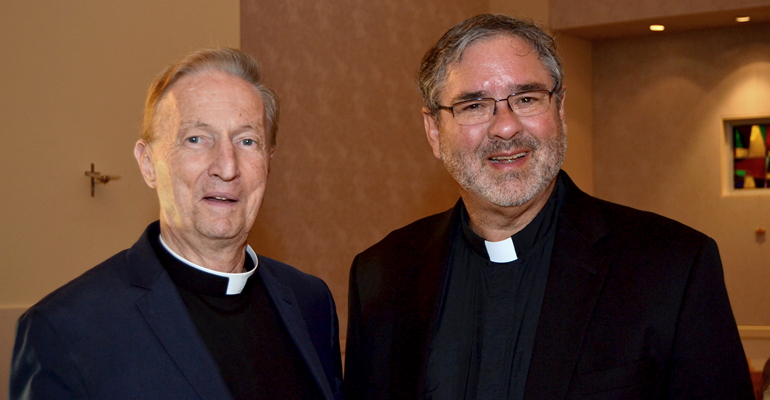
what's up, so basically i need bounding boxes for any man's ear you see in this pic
[265,144,276,176]
[557,86,566,121]
[134,139,157,189]
[422,107,442,159]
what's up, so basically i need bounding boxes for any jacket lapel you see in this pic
[259,264,335,400]
[127,227,234,400]
[524,173,613,399]
[135,281,234,400]
[391,203,459,396]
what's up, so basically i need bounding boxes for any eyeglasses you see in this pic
[437,89,555,126]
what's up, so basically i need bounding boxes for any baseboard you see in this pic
[739,325,770,339]
[739,325,770,372]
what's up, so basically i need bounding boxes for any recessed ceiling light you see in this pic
[736,16,751,23]
[649,25,665,32]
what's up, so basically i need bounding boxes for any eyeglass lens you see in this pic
[452,91,551,125]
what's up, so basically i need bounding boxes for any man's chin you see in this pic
[472,177,543,208]
[195,221,246,242]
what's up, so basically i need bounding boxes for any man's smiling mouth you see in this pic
[207,196,236,202]
[489,152,527,163]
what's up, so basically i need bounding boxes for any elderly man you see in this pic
[11,48,342,400]
[345,14,753,399]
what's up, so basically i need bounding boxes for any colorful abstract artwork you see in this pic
[733,122,770,189]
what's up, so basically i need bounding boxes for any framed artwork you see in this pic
[728,117,770,190]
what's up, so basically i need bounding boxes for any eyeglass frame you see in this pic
[436,87,557,126]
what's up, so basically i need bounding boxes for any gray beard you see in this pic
[441,124,566,207]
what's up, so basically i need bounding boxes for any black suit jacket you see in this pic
[345,172,753,399]
[11,222,343,400]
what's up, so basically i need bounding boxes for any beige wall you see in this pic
[556,33,595,194]
[491,0,550,25]
[0,0,239,396]
[593,22,770,363]
[0,0,239,305]
[551,0,770,30]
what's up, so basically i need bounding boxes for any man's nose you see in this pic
[209,141,239,181]
[487,99,524,140]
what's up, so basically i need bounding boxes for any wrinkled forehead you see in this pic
[152,71,266,140]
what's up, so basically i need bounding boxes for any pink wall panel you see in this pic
[241,0,487,338]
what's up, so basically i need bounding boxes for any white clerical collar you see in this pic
[484,237,518,263]
[159,235,258,295]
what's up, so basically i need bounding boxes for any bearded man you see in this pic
[344,14,753,400]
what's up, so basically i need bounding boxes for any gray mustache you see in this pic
[477,136,540,157]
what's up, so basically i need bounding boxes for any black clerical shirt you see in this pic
[426,179,564,400]
[149,235,321,400]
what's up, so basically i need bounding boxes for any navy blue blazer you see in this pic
[11,222,342,400]
[345,171,754,399]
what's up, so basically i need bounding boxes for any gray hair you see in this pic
[142,47,279,147]
[418,14,564,116]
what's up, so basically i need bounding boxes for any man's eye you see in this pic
[513,93,545,107]
[516,96,539,105]
[457,101,489,113]
[514,97,540,108]
[186,136,200,144]
[242,139,255,146]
